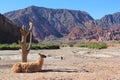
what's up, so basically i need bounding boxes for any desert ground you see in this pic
[0,46,120,80]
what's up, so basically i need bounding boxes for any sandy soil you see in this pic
[0,47,120,80]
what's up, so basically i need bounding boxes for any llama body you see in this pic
[11,54,46,73]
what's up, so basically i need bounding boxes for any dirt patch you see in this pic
[0,47,120,80]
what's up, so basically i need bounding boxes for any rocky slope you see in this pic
[65,12,120,41]
[101,12,120,27]
[4,6,120,42]
[4,6,94,41]
[0,14,20,43]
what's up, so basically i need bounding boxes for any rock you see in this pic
[0,14,20,43]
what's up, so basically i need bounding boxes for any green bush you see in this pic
[67,42,76,47]
[78,43,87,47]
[0,43,60,50]
[87,42,107,49]
[9,43,20,50]
[0,43,20,50]
[77,42,107,49]
[32,43,60,49]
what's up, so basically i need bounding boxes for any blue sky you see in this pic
[0,0,120,19]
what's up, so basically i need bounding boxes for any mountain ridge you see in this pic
[3,6,120,42]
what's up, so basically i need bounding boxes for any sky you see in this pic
[0,0,120,19]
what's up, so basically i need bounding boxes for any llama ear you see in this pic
[38,53,46,58]
[38,53,41,55]
[42,55,46,58]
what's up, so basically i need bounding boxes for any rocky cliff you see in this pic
[4,6,120,42]
[4,6,93,41]
[0,14,20,43]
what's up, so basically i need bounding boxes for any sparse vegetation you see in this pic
[0,43,60,50]
[32,43,60,49]
[87,42,107,49]
[77,43,87,47]
[67,42,76,47]
[0,43,20,50]
[0,42,108,50]
[61,42,107,49]
[77,42,107,49]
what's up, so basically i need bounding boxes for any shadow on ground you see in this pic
[41,69,79,73]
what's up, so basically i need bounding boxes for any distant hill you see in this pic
[4,6,93,41]
[0,13,20,43]
[4,6,120,42]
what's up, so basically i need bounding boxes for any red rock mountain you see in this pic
[3,6,120,42]
[4,6,93,41]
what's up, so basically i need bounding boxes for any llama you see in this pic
[11,53,46,73]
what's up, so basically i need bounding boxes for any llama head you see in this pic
[38,53,46,58]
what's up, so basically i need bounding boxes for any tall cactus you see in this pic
[18,20,33,62]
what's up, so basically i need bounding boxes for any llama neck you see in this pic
[38,57,44,67]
